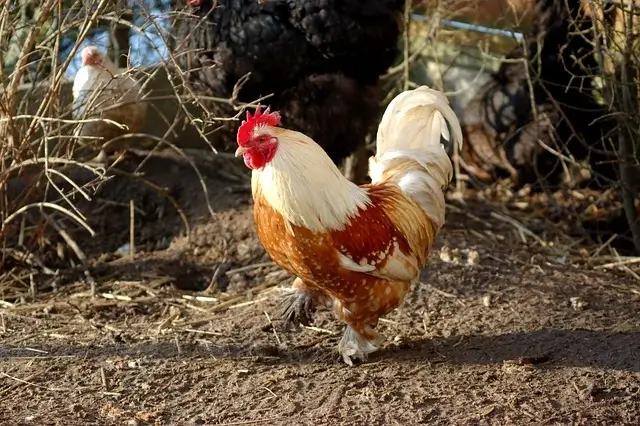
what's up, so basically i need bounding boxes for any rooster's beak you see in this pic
[234,146,249,157]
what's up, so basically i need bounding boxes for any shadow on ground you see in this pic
[2,329,638,373]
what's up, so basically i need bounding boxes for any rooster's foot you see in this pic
[338,325,386,366]
[277,287,317,327]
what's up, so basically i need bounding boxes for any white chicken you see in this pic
[71,45,147,163]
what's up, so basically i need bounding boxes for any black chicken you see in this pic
[175,0,404,182]
[460,0,617,190]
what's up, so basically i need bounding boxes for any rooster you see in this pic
[235,86,462,365]
[72,45,147,163]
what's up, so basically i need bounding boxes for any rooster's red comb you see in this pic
[237,105,282,145]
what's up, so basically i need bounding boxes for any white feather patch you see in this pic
[254,130,371,233]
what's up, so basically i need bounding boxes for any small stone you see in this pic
[466,249,480,266]
[439,246,461,264]
[569,296,587,310]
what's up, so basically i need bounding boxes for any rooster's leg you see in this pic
[331,279,413,366]
[333,301,387,365]
[336,322,386,367]
[278,277,329,327]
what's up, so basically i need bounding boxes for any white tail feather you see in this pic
[369,86,463,228]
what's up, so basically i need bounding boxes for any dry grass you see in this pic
[1,1,115,295]
[0,0,253,300]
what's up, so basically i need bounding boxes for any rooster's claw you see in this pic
[278,290,317,327]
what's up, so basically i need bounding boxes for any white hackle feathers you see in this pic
[253,128,370,233]
[369,85,463,229]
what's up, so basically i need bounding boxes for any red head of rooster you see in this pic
[235,106,282,169]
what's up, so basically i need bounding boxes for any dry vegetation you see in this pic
[0,1,639,424]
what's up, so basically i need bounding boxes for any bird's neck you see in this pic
[253,130,370,233]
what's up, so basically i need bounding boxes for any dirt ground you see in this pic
[1,150,639,426]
